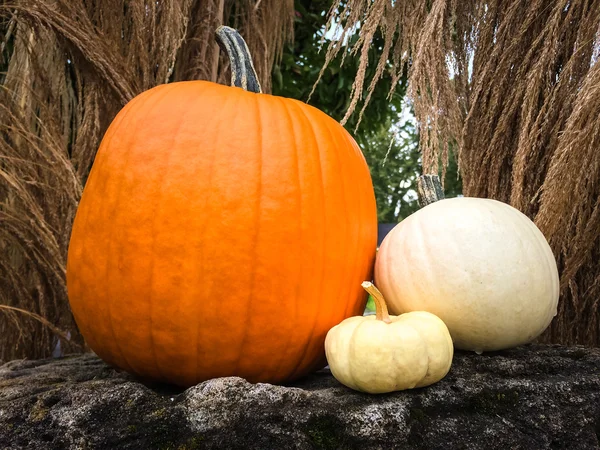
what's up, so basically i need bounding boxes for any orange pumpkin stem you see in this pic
[361,281,392,324]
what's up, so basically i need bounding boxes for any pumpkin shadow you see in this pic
[134,377,187,396]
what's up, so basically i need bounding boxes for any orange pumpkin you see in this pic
[66,26,377,386]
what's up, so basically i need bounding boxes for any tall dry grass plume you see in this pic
[0,0,294,362]
[326,0,600,346]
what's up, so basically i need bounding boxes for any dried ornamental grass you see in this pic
[0,0,294,361]
[326,0,600,346]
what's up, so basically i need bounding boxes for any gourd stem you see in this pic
[361,282,392,324]
[215,26,262,93]
[417,174,445,207]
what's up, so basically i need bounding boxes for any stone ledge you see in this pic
[1,344,599,449]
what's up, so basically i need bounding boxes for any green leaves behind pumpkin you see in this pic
[274,0,462,222]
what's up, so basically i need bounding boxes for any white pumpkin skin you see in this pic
[325,309,453,394]
[375,197,559,353]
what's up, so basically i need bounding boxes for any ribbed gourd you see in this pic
[375,176,559,353]
[66,27,377,386]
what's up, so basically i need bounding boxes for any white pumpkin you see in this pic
[325,282,453,394]
[375,197,559,353]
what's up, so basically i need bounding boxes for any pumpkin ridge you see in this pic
[412,214,437,314]
[394,217,417,314]
[343,125,377,315]
[348,129,378,280]
[102,87,174,376]
[285,102,328,381]
[515,204,557,292]
[324,114,357,322]
[263,97,303,382]
[193,83,225,383]
[143,92,194,383]
[504,202,559,331]
[343,124,371,168]
[319,107,362,349]
[232,92,264,379]
[380,223,401,310]
[67,92,141,367]
[347,318,372,391]
[404,321,433,387]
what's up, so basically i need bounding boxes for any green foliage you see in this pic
[273,1,418,221]
[273,1,406,136]
[362,120,422,222]
[305,415,343,450]
[273,0,462,222]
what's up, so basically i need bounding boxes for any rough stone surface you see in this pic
[0,344,599,449]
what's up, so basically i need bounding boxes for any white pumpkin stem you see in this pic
[417,174,444,207]
[361,282,392,324]
[215,26,263,94]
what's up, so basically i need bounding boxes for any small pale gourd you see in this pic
[325,282,454,394]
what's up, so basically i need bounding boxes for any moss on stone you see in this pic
[150,407,167,418]
[158,436,204,450]
[306,416,342,450]
[178,436,204,449]
[29,401,49,422]
[469,390,520,413]
[409,408,429,423]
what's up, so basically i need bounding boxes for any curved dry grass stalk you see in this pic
[327,0,600,346]
[0,304,76,346]
[0,0,294,361]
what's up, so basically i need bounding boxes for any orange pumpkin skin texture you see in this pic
[66,80,377,386]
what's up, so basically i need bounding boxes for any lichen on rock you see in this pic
[0,345,599,449]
